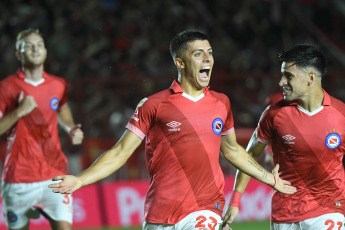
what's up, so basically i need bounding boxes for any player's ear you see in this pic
[15,51,22,61]
[307,71,317,86]
[174,58,185,70]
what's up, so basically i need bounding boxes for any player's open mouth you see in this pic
[199,67,211,81]
[282,88,291,95]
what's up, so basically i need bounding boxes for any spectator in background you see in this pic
[49,30,295,230]
[224,44,345,230]
[0,28,83,230]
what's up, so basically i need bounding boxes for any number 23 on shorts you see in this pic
[195,215,218,230]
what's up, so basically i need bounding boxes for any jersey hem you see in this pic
[271,210,345,223]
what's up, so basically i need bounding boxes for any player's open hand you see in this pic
[272,164,297,194]
[222,206,237,229]
[69,124,84,145]
[48,175,82,194]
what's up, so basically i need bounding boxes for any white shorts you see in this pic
[271,213,345,230]
[143,210,222,230]
[1,180,73,229]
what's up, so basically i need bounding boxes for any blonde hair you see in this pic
[15,28,43,51]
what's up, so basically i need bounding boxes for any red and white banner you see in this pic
[0,176,273,229]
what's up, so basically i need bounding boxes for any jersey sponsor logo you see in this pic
[282,134,295,144]
[50,97,59,111]
[215,203,220,209]
[131,98,147,122]
[167,121,181,131]
[212,118,223,135]
[325,133,341,149]
[335,201,341,207]
[7,211,18,223]
[137,98,148,107]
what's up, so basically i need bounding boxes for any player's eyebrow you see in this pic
[192,47,212,53]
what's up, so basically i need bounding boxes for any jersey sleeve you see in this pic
[255,105,274,144]
[0,81,11,119]
[221,95,234,135]
[125,97,156,140]
[58,79,68,109]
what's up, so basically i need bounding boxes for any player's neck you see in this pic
[22,66,44,82]
[178,78,204,98]
[297,88,324,112]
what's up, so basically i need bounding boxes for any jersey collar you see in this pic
[169,80,210,94]
[321,89,331,106]
[16,68,46,86]
[288,89,330,107]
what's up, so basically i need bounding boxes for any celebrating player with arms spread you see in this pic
[225,44,345,230]
[49,30,296,230]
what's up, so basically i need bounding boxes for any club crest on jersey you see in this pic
[325,133,341,149]
[50,97,59,111]
[7,211,18,223]
[212,117,223,136]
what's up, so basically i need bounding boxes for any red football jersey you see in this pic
[0,69,69,183]
[126,80,234,224]
[256,90,345,223]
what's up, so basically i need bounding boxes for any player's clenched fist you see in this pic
[16,91,38,118]
[49,175,82,194]
[69,124,84,145]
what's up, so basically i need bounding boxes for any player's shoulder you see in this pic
[263,99,290,117]
[329,95,345,116]
[137,88,172,108]
[0,73,19,92]
[44,72,66,84]
[1,73,17,84]
[208,90,230,103]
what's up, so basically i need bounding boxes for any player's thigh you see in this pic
[176,210,222,230]
[1,181,36,229]
[302,213,344,230]
[39,180,73,224]
[142,221,175,230]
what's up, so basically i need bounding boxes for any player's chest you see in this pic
[15,83,63,113]
[274,109,345,152]
[156,100,228,137]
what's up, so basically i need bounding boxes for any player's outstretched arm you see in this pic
[49,130,142,193]
[220,131,296,193]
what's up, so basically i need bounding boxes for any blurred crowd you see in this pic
[0,0,345,176]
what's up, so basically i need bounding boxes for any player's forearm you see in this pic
[58,106,75,133]
[224,146,275,187]
[0,109,21,135]
[233,150,263,192]
[233,170,252,193]
[76,146,131,187]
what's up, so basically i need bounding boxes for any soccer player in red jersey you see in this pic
[0,29,84,230]
[225,44,345,230]
[49,30,295,230]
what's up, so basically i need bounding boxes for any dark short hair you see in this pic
[169,30,209,59]
[278,44,327,78]
[16,28,43,51]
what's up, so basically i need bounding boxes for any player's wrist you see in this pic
[229,190,243,207]
[15,108,24,119]
[271,174,277,188]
